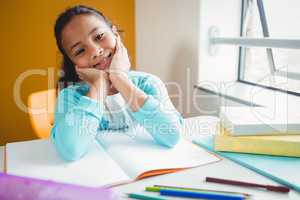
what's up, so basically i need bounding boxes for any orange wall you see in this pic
[0,0,135,145]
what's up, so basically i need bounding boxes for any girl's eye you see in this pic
[75,48,84,56]
[95,33,104,41]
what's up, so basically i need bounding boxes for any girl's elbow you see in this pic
[55,138,85,162]
[162,113,183,148]
[163,132,180,148]
[157,123,181,148]
[58,141,85,161]
[52,125,87,162]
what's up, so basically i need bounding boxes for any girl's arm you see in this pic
[108,35,182,147]
[109,73,148,112]
[110,72,183,148]
[51,86,105,161]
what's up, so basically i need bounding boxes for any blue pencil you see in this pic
[159,189,245,200]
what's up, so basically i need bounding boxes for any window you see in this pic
[239,0,300,95]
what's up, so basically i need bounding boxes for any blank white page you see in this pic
[97,126,221,179]
[6,139,131,187]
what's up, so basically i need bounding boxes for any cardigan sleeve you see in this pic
[51,86,104,161]
[129,74,183,148]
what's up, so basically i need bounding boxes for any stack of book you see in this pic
[215,106,300,157]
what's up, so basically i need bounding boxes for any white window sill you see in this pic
[195,81,300,110]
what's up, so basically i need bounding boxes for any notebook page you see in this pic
[6,139,131,187]
[97,126,220,179]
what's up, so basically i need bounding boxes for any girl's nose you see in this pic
[90,44,104,60]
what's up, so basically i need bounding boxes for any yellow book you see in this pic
[215,126,300,157]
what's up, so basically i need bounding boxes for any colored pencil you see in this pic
[152,185,251,197]
[127,193,167,200]
[206,177,290,193]
[159,189,245,200]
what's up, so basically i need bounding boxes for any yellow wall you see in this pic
[0,0,135,145]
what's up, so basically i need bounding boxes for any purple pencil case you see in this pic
[0,172,120,200]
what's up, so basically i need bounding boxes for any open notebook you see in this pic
[5,128,220,187]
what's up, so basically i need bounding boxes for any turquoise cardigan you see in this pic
[51,70,183,161]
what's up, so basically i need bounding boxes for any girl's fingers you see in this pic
[118,36,125,50]
[120,42,128,54]
[77,67,93,73]
[75,65,86,76]
[116,33,121,45]
[77,71,83,79]
[76,67,86,73]
[115,34,122,53]
[117,36,128,54]
[115,35,128,57]
[75,66,83,78]
[104,68,111,74]
[75,65,80,72]
[77,71,85,78]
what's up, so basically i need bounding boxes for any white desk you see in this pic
[113,116,300,200]
[113,156,300,200]
[1,116,300,199]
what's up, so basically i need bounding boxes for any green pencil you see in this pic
[127,193,168,200]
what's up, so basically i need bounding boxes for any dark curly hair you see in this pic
[54,5,114,90]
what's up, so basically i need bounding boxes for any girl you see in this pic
[51,5,183,161]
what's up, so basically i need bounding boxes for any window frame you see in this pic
[237,0,300,97]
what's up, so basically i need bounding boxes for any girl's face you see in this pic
[61,14,116,70]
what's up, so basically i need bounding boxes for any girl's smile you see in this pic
[92,52,113,70]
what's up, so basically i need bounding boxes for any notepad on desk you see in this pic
[5,129,220,187]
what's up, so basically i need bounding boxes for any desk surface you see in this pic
[113,156,300,200]
[1,116,300,199]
